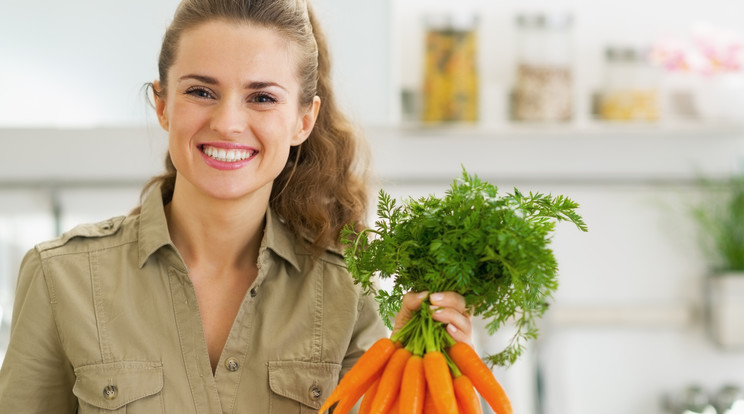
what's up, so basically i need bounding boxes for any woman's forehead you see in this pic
[171,20,298,86]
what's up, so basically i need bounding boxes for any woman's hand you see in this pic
[391,291,473,347]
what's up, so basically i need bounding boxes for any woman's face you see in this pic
[154,20,320,203]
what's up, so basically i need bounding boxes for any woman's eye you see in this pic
[185,87,214,99]
[251,93,277,104]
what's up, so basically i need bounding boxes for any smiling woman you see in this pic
[153,21,320,205]
[0,1,472,413]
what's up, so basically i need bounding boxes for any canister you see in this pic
[421,12,479,123]
[599,46,660,121]
[512,13,573,122]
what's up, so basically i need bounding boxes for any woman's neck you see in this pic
[165,179,270,275]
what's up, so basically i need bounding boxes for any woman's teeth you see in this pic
[202,145,253,162]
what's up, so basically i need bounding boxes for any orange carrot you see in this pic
[423,351,459,414]
[320,337,397,413]
[332,370,380,414]
[448,342,512,414]
[370,347,411,414]
[453,375,483,414]
[359,377,380,414]
[399,354,425,414]
[388,394,401,414]
[424,388,440,414]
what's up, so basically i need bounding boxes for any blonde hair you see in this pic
[140,0,370,254]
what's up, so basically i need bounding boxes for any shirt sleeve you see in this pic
[0,248,77,413]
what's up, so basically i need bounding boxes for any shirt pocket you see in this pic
[72,361,164,414]
[268,360,341,414]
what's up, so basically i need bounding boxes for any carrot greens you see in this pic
[342,168,587,367]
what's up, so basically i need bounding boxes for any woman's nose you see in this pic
[210,98,247,136]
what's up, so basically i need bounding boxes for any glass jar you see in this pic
[713,385,744,414]
[599,46,660,121]
[512,13,573,122]
[421,12,479,123]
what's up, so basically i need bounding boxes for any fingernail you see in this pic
[430,293,444,303]
[417,291,429,300]
[447,324,458,334]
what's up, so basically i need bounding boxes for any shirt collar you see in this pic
[136,183,303,273]
[262,208,303,273]
[137,184,177,269]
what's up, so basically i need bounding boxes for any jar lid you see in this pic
[605,46,650,63]
[516,12,572,29]
[424,11,479,30]
[713,385,744,412]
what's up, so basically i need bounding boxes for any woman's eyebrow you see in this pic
[245,81,287,92]
[179,74,218,84]
[177,74,287,92]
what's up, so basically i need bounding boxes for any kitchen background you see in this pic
[2,0,744,413]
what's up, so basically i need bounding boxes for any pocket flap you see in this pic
[268,360,341,409]
[73,361,163,410]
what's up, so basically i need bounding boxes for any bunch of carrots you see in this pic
[320,170,586,413]
[319,303,512,414]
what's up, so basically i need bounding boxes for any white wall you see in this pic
[0,0,393,128]
[0,0,180,127]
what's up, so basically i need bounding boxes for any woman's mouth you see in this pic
[198,143,258,171]
[200,144,256,162]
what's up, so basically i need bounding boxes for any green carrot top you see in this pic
[341,168,587,367]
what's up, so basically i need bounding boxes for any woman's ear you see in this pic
[153,80,169,131]
[292,96,321,146]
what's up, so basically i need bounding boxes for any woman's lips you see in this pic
[198,143,257,170]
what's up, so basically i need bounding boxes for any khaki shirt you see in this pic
[0,185,387,413]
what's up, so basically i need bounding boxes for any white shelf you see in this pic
[394,119,744,136]
[365,121,744,185]
[548,304,694,328]
[0,127,168,185]
[1,122,743,187]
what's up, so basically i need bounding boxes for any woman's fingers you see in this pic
[391,291,429,336]
[430,292,473,346]
[429,292,467,314]
[392,291,473,346]
[431,306,473,346]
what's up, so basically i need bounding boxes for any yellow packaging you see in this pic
[422,27,479,123]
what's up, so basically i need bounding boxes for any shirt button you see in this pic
[250,288,257,298]
[225,357,240,372]
[309,384,322,401]
[103,385,118,400]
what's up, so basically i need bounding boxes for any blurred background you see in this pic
[2,0,744,413]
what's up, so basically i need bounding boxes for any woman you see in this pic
[0,0,472,412]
